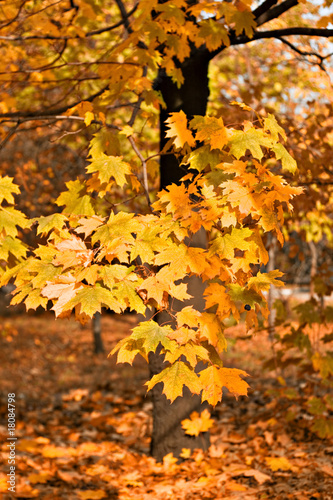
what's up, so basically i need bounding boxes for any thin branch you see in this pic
[1,114,120,129]
[0,59,139,76]
[0,84,109,119]
[0,0,28,29]
[277,37,333,70]
[128,136,151,208]
[0,3,138,41]
[0,122,21,151]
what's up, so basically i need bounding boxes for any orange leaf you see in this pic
[165,110,196,149]
[181,409,214,436]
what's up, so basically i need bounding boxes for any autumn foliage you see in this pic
[0,0,333,467]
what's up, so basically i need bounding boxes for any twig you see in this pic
[128,136,151,208]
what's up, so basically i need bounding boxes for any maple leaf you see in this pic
[185,145,222,173]
[231,10,256,37]
[198,312,228,352]
[204,282,237,320]
[181,409,214,436]
[228,283,263,308]
[64,285,123,319]
[272,143,297,174]
[209,227,253,261]
[164,342,210,367]
[165,111,196,149]
[228,127,271,161]
[191,115,229,150]
[176,306,201,328]
[86,153,131,188]
[111,321,175,362]
[264,114,287,142]
[198,18,229,51]
[0,206,29,237]
[265,457,293,472]
[74,216,105,238]
[200,366,249,406]
[56,180,95,216]
[36,214,68,238]
[0,235,28,262]
[53,235,94,270]
[146,361,202,403]
[0,176,20,204]
[248,270,284,292]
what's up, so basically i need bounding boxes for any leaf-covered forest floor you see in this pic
[0,311,332,500]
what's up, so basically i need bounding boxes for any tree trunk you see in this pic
[149,51,211,462]
[92,312,105,354]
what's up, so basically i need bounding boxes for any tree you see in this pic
[0,0,332,461]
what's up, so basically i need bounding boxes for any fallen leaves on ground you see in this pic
[0,313,332,499]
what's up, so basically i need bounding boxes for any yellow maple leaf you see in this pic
[84,111,94,126]
[77,490,107,500]
[165,110,196,149]
[200,365,249,406]
[265,456,293,472]
[181,409,214,436]
[192,115,229,150]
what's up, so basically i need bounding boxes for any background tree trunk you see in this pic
[149,51,211,462]
[92,312,104,354]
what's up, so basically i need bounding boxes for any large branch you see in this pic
[252,0,278,21]
[251,27,333,41]
[254,0,299,27]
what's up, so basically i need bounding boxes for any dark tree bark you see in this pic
[149,49,211,462]
[92,312,105,354]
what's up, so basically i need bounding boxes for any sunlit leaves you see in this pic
[146,361,202,403]
[165,110,195,149]
[56,180,96,216]
[0,103,301,406]
[200,366,250,406]
[86,154,131,188]
[0,176,20,204]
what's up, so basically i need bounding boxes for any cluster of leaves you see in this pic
[1,108,301,405]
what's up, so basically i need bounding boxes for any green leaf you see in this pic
[146,361,202,403]
[86,153,131,188]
